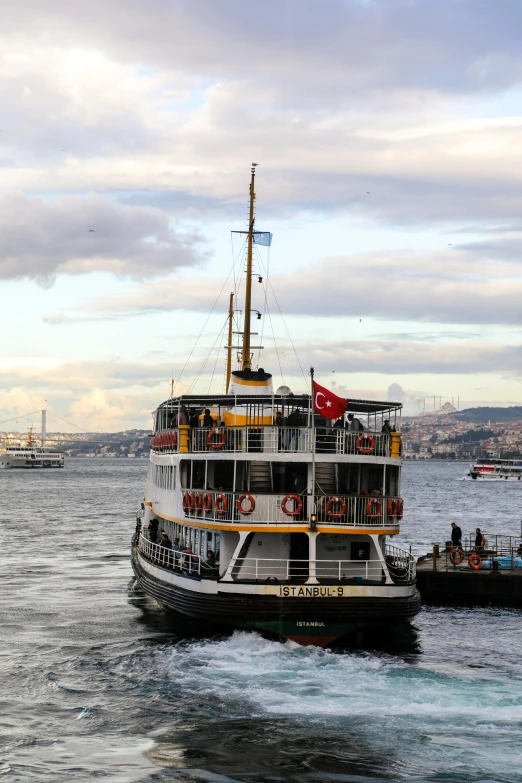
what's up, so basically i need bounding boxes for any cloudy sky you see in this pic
[2,0,522,431]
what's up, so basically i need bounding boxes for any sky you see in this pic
[2,0,522,431]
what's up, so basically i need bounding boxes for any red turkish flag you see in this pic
[312,381,348,420]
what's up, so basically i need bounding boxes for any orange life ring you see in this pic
[208,430,226,450]
[168,430,178,448]
[387,498,398,517]
[182,491,192,511]
[449,547,464,565]
[203,492,213,511]
[237,493,256,515]
[192,492,203,511]
[469,553,482,570]
[356,434,375,454]
[281,494,303,516]
[326,496,346,519]
[215,493,228,515]
[365,498,382,520]
[396,498,404,519]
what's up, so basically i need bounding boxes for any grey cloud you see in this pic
[0,193,203,280]
[5,1,522,102]
[81,251,522,325]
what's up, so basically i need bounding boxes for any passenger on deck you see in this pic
[334,415,346,429]
[382,419,393,434]
[188,409,199,428]
[148,518,159,543]
[159,531,172,549]
[175,405,189,426]
[347,414,364,431]
[203,409,214,427]
[202,550,217,574]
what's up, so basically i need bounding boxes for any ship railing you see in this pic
[151,426,391,457]
[385,544,416,583]
[137,534,218,578]
[230,556,413,584]
[182,491,402,528]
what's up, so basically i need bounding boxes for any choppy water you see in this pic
[1,459,521,783]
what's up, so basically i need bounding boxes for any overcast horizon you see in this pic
[3,0,522,431]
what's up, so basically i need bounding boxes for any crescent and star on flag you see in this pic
[312,380,348,420]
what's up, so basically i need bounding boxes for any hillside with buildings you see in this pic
[0,429,151,458]
[401,406,522,460]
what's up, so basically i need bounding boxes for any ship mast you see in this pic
[242,163,257,370]
[226,292,234,391]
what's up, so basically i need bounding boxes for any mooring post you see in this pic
[432,544,439,571]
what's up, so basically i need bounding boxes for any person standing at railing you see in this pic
[475,527,486,552]
[188,409,199,428]
[451,522,462,549]
[148,517,159,544]
[347,413,363,431]
[203,408,214,427]
[382,419,393,434]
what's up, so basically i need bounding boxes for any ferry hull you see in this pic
[131,547,421,646]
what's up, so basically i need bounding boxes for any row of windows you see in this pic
[151,463,176,490]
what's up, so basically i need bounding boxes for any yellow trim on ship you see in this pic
[149,505,398,535]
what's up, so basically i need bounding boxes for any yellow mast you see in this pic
[226,292,234,391]
[242,163,257,370]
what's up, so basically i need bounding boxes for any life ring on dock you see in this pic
[281,494,303,516]
[469,553,482,570]
[208,430,226,450]
[182,491,193,511]
[449,547,464,565]
[215,493,228,515]
[203,492,213,511]
[356,434,375,455]
[326,496,346,519]
[192,492,203,511]
[396,498,404,519]
[365,498,382,520]
[237,493,256,515]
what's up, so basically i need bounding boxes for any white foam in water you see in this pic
[159,631,522,780]
[161,631,522,722]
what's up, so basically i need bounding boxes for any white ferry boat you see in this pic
[0,413,64,469]
[131,166,420,646]
[469,458,522,481]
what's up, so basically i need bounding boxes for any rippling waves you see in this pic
[1,459,521,782]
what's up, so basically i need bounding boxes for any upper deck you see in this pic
[151,393,403,461]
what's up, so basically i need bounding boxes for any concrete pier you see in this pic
[416,557,522,607]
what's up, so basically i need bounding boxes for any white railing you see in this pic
[385,544,416,583]
[138,534,415,585]
[138,534,218,578]
[233,557,387,582]
[150,426,392,457]
[181,490,402,528]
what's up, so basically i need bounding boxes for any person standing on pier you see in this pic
[475,528,486,552]
[451,522,462,549]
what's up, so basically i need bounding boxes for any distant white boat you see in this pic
[0,411,64,469]
[469,458,522,481]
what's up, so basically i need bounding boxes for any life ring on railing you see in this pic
[203,492,213,511]
[326,496,346,519]
[192,492,203,511]
[387,498,398,517]
[208,430,226,450]
[396,498,404,519]
[450,547,464,565]
[281,494,303,516]
[237,493,256,515]
[167,430,178,449]
[182,491,193,511]
[469,553,482,570]
[356,434,375,454]
[215,493,228,515]
[365,498,382,520]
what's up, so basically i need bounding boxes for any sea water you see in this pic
[0,459,521,782]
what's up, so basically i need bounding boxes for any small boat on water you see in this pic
[469,458,522,481]
[131,165,421,646]
[0,412,64,469]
